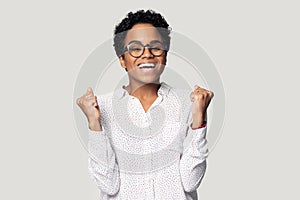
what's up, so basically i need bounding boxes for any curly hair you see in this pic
[113,9,171,57]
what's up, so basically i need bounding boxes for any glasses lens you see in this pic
[128,43,143,57]
[150,42,164,56]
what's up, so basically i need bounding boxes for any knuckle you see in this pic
[198,93,205,99]
[83,100,89,105]
[76,98,82,105]
[207,90,213,97]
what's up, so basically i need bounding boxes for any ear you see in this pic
[119,55,126,69]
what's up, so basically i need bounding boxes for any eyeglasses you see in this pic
[123,40,167,58]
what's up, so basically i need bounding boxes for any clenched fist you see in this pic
[76,87,102,131]
[190,85,214,129]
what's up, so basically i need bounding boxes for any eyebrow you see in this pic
[127,40,163,45]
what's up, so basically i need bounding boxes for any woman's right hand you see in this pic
[76,87,102,131]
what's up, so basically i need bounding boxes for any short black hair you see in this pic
[113,9,171,57]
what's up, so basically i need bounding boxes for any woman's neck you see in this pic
[125,82,161,100]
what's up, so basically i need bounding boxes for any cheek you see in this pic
[124,56,138,67]
[160,56,167,66]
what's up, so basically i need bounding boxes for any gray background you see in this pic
[0,0,299,199]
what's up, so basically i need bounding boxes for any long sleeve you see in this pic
[179,125,208,193]
[88,129,120,196]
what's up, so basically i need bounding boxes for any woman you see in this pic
[77,9,213,200]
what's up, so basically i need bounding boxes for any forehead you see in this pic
[124,23,162,44]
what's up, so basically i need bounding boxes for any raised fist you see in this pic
[76,87,101,131]
[190,85,214,128]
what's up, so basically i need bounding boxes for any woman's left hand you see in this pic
[190,85,214,128]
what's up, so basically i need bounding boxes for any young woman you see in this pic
[77,9,213,200]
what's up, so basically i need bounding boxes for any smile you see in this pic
[138,63,156,69]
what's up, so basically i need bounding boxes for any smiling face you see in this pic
[119,23,167,86]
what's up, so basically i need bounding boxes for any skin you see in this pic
[118,23,167,112]
[77,23,213,131]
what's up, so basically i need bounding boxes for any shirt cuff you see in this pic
[190,121,207,130]
[88,128,104,134]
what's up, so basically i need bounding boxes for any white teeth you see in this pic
[139,63,155,68]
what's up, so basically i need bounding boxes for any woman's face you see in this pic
[119,23,167,86]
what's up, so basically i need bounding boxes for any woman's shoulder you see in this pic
[96,92,114,102]
[95,92,115,112]
[95,88,126,109]
[166,84,191,102]
[161,82,190,95]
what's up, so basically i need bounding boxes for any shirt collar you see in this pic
[113,82,171,100]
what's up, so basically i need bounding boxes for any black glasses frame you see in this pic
[122,41,167,58]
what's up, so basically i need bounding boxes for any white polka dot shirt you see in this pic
[88,82,208,200]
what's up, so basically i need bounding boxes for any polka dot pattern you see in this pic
[88,82,208,199]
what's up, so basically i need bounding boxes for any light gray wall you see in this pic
[0,0,299,199]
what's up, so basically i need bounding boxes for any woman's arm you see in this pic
[88,129,120,196]
[77,89,120,196]
[179,125,208,193]
[179,85,212,192]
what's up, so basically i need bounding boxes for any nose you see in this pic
[141,47,154,58]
